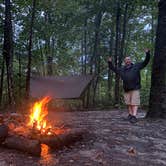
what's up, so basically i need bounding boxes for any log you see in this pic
[40,128,87,149]
[0,114,4,123]
[0,124,8,143]
[4,136,41,156]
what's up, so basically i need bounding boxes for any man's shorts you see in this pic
[124,90,140,106]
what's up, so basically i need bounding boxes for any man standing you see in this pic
[108,49,150,123]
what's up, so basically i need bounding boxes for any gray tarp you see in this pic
[30,75,93,99]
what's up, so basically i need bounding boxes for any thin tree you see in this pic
[91,8,103,105]
[114,1,121,106]
[119,3,128,66]
[3,0,14,105]
[25,0,37,99]
[108,27,114,101]
[0,58,5,105]
[146,0,166,118]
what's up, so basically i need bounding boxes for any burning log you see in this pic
[4,136,41,156]
[0,124,8,143]
[40,128,87,149]
[0,97,88,156]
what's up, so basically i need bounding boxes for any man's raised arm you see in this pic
[108,57,120,75]
[138,49,150,69]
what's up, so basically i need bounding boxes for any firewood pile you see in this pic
[0,113,87,156]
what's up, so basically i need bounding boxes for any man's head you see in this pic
[124,56,132,66]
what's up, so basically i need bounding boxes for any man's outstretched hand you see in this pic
[145,49,150,53]
[108,57,112,62]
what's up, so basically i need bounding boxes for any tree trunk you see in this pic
[47,37,55,75]
[3,0,14,105]
[25,0,37,99]
[119,3,128,66]
[83,18,88,74]
[37,40,46,76]
[47,54,53,75]
[91,9,103,106]
[0,58,5,106]
[114,1,121,106]
[18,53,22,98]
[108,28,114,101]
[86,33,93,107]
[146,0,166,118]
[81,38,84,74]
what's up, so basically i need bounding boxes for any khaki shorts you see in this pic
[124,90,140,106]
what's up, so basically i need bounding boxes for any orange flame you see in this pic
[28,96,52,135]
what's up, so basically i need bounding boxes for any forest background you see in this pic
[0,0,158,110]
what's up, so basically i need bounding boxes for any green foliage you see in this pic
[0,0,158,108]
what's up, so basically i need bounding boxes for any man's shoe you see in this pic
[129,116,138,123]
[127,114,132,120]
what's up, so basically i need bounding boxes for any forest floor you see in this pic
[0,109,166,166]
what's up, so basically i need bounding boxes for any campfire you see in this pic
[0,97,86,156]
[28,96,53,136]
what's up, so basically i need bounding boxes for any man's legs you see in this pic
[124,91,139,123]
[129,105,138,123]
[127,105,132,120]
[129,90,140,123]
[131,90,140,117]
[132,105,138,116]
[128,105,138,116]
[124,93,132,115]
[128,105,132,115]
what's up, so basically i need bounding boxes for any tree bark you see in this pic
[44,12,54,76]
[119,3,128,66]
[146,0,166,118]
[0,58,5,106]
[81,38,84,74]
[25,0,37,99]
[108,28,114,101]
[3,0,14,105]
[83,18,88,74]
[37,40,46,76]
[114,1,121,106]
[47,54,53,75]
[18,53,22,98]
[91,9,103,106]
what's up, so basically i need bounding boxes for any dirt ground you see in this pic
[0,110,166,166]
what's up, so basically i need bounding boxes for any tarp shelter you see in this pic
[30,75,93,99]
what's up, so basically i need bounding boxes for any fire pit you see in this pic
[0,97,86,156]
